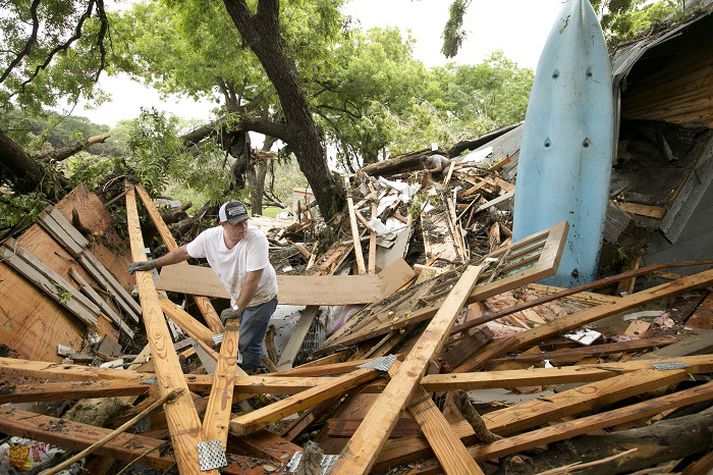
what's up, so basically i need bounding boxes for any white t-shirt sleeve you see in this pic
[186,230,209,259]
[245,233,270,272]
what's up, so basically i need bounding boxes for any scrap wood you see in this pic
[0,239,100,328]
[409,380,713,474]
[0,407,174,469]
[126,183,210,474]
[404,366,485,474]
[134,184,223,332]
[69,268,135,339]
[489,335,682,364]
[329,266,481,475]
[533,448,639,475]
[0,379,151,404]
[368,366,696,471]
[156,257,416,306]
[202,318,240,449]
[682,450,713,475]
[454,265,713,372]
[229,367,380,436]
[42,388,184,475]
[37,207,142,322]
[321,221,568,351]
[345,175,367,274]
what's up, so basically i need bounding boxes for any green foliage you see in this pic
[591,0,686,47]
[0,192,52,238]
[0,0,111,112]
[441,0,472,58]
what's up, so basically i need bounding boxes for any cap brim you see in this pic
[225,216,248,225]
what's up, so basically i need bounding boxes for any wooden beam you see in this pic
[368,202,378,274]
[0,356,146,381]
[229,367,379,436]
[330,266,481,475]
[126,183,208,475]
[159,297,216,347]
[408,384,484,474]
[345,176,367,274]
[134,184,223,332]
[0,407,173,469]
[0,379,150,403]
[489,336,681,364]
[44,389,183,475]
[454,266,713,372]
[276,306,319,370]
[420,354,713,391]
[410,380,713,474]
[202,319,240,448]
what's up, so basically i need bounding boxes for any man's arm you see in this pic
[128,245,191,274]
[233,268,264,311]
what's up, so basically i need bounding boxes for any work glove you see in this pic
[220,307,243,323]
[128,260,157,275]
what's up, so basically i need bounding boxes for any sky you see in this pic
[73,0,565,127]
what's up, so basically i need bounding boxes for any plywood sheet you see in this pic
[0,186,128,361]
[157,258,415,306]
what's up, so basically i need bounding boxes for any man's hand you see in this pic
[220,307,243,322]
[128,260,157,275]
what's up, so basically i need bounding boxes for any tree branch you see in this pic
[0,0,41,84]
[33,134,110,163]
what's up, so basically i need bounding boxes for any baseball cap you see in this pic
[218,201,249,225]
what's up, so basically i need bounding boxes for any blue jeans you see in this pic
[239,296,278,371]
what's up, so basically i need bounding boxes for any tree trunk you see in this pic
[496,405,713,475]
[0,129,66,195]
[222,0,343,220]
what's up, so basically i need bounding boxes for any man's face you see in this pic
[221,219,248,242]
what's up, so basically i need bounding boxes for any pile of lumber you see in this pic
[2,174,713,475]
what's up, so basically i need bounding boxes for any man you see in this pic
[420,154,452,186]
[128,200,278,372]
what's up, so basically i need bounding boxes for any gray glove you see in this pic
[128,260,157,275]
[220,307,243,322]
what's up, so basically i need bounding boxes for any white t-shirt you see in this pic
[186,226,278,307]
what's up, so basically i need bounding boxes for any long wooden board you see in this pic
[126,183,209,475]
[0,407,173,469]
[157,257,416,306]
[330,266,481,475]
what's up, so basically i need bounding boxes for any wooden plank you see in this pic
[157,258,415,305]
[229,367,378,436]
[159,297,216,347]
[368,202,378,273]
[134,184,223,332]
[0,407,173,469]
[408,384,484,474]
[125,183,208,475]
[490,336,680,364]
[0,380,150,403]
[421,354,713,391]
[41,208,142,320]
[454,266,713,372]
[615,201,666,219]
[410,380,713,474]
[330,266,481,475]
[480,368,689,436]
[345,176,367,274]
[0,241,99,327]
[276,306,319,370]
[229,431,301,464]
[70,268,135,339]
[203,318,240,448]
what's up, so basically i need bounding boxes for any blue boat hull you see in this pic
[513,0,614,287]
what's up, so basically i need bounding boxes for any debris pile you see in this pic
[1,147,713,475]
